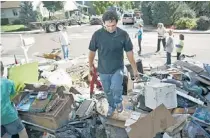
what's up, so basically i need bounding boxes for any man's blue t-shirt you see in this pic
[1,77,18,125]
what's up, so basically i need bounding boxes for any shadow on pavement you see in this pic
[140,52,156,58]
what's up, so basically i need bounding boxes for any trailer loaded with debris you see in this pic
[29,18,81,33]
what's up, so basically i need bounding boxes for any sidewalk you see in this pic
[0,29,45,34]
[1,24,89,35]
[143,25,210,34]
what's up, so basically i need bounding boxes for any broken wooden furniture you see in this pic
[13,84,74,130]
[36,48,62,61]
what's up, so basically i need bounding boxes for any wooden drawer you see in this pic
[19,94,73,130]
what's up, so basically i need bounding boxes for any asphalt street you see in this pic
[1,24,210,65]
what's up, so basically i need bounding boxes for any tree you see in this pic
[42,1,64,19]
[141,2,154,25]
[92,1,135,15]
[187,1,210,17]
[132,1,141,9]
[19,1,37,26]
[173,2,196,22]
[116,1,132,10]
[151,1,179,26]
[92,1,115,15]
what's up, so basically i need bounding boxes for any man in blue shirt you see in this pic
[88,11,139,117]
[135,23,143,55]
[1,61,28,138]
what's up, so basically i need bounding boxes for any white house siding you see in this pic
[1,8,21,24]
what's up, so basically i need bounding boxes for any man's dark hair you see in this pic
[102,11,118,23]
[180,34,184,40]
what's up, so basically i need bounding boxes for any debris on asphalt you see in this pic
[6,54,210,138]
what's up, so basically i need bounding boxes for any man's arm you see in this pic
[124,32,138,76]
[88,32,98,68]
[89,51,96,68]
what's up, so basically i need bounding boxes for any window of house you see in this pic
[13,9,18,16]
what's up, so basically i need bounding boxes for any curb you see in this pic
[67,24,90,29]
[1,30,45,35]
[143,29,210,34]
[1,24,90,35]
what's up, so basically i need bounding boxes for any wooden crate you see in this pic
[19,94,73,130]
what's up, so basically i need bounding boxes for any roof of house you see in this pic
[1,1,21,9]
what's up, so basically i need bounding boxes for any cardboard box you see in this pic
[126,104,176,138]
[145,83,177,109]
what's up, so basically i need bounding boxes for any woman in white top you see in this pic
[156,23,167,52]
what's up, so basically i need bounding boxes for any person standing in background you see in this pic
[135,23,143,56]
[59,27,70,59]
[176,34,185,60]
[165,29,174,65]
[156,23,167,52]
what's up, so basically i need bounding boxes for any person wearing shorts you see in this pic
[1,61,28,138]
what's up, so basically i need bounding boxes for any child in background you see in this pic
[176,34,184,60]
[165,29,174,65]
[135,23,143,55]
[59,27,70,59]
[156,23,167,52]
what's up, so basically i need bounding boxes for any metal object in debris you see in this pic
[145,83,177,109]
[176,90,204,105]
[76,99,95,118]
[90,65,102,98]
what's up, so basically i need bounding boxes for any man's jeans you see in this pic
[62,45,69,59]
[99,68,124,109]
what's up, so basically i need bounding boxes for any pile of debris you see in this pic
[7,55,210,138]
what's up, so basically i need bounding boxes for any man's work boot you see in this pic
[116,103,123,113]
[107,106,115,117]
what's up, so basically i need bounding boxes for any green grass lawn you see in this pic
[1,25,31,32]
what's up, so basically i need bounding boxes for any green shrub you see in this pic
[12,19,22,25]
[196,16,210,30]
[173,3,196,22]
[175,18,197,29]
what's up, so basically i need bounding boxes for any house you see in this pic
[1,1,21,25]
[0,1,89,25]
[1,1,50,25]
